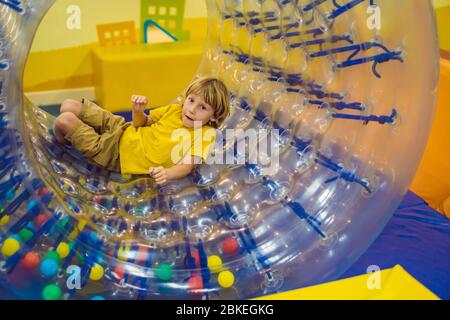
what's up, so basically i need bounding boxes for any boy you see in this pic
[54,77,230,185]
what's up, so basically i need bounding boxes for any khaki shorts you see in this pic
[64,98,130,172]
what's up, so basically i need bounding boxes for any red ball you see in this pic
[187,275,203,291]
[136,246,148,264]
[113,267,125,280]
[21,251,40,270]
[223,237,239,255]
[34,214,49,229]
[37,187,48,198]
[184,252,200,268]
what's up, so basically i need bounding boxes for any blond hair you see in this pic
[181,77,230,128]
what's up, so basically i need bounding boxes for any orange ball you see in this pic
[184,252,200,268]
[37,187,48,197]
[187,275,203,291]
[113,267,125,280]
[22,251,40,270]
[136,246,148,264]
[223,237,239,255]
[34,214,49,229]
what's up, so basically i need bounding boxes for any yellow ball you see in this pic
[68,229,79,240]
[89,264,104,281]
[56,242,70,259]
[0,215,9,227]
[1,238,20,257]
[208,255,223,273]
[77,220,87,231]
[218,270,235,288]
[117,243,132,261]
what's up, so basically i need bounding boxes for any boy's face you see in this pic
[182,92,216,128]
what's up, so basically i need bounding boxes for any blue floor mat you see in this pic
[343,191,450,299]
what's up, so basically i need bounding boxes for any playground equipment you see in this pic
[0,0,439,299]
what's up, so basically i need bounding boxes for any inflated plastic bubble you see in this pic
[0,0,439,299]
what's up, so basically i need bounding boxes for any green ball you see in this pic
[18,229,33,242]
[42,284,62,300]
[44,251,61,265]
[155,263,173,282]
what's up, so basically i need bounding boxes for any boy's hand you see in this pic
[149,166,168,185]
[131,95,149,113]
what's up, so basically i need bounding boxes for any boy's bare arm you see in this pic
[149,156,200,185]
[131,95,150,127]
[145,114,154,126]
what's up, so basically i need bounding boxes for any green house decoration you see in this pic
[140,0,190,43]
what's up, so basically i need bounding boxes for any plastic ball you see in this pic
[0,214,9,226]
[117,245,131,261]
[136,245,148,263]
[113,266,125,280]
[44,251,61,264]
[18,228,33,242]
[5,189,15,201]
[89,264,104,281]
[21,251,40,270]
[184,252,200,268]
[91,296,106,300]
[1,238,20,256]
[10,234,21,242]
[27,200,39,213]
[26,221,35,231]
[187,275,203,291]
[218,270,235,288]
[223,237,239,255]
[208,255,223,273]
[155,263,173,282]
[37,187,48,197]
[34,214,49,229]
[42,284,62,300]
[77,220,87,231]
[56,242,70,259]
[40,259,59,278]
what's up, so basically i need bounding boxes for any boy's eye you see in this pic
[201,106,207,110]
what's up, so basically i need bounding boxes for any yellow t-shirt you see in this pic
[119,104,216,175]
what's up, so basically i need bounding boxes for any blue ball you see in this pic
[5,189,15,201]
[40,259,58,278]
[10,234,21,242]
[26,221,36,231]
[91,296,106,300]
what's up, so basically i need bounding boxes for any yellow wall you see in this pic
[24,1,207,92]
[433,0,450,52]
[24,1,449,94]
[30,0,207,52]
[411,59,450,218]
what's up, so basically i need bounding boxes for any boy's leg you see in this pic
[77,98,126,134]
[56,112,122,172]
[55,112,81,144]
[60,99,83,117]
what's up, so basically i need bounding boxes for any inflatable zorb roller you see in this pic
[0,0,440,300]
